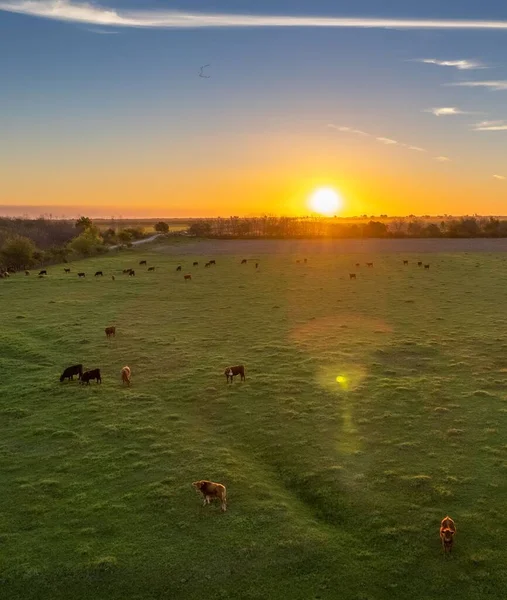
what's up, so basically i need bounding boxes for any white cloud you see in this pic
[328,125,369,136]
[417,58,486,70]
[2,2,507,30]
[376,137,398,145]
[435,156,451,162]
[448,81,507,91]
[405,145,426,152]
[425,107,470,116]
[473,120,507,131]
[493,174,506,180]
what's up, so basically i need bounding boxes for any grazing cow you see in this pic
[241,259,247,264]
[148,267,155,272]
[60,364,83,382]
[140,260,147,265]
[424,264,430,270]
[105,326,116,338]
[225,365,246,383]
[176,266,182,272]
[366,262,374,268]
[111,275,115,281]
[25,270,30,276]
[205,262,210,268]
[81,368,102,385]
[95,271,103,277]
[78,272,86,278]
[349,273,357,280]
[418,262,423,267]
[304,258,307,263]
[440,516,456,554]
[121,366,131,386]
[39,270,47,276]
[192,480,227,512]
[209,260,216,265]
[129,270,135,277]
[255,263,259,269]
[123,269,130,274]
[403,260,409,266]
[355,263,360,267]
[64,268,70,273]
[296,260,300,264]
[184,274,192,281]
[193,262,199,267]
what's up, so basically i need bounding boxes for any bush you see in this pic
[155,222,169,233]
[1,235,36,270]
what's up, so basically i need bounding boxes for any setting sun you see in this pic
[309,187,343,216]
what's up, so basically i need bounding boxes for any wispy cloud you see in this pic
[376,137,398,145]
[328,125,369,136]
[448,81,507,91]
[85,27,118,34]
[416,58,486,70]
[435,156,451,162]
[3,2,507,30]
[405,145,426,152]
[493,174,506,180]
[473,120,507,131]
[425,107,472,117]
[329,124,428,154]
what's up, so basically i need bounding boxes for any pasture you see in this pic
[2,242,507,599]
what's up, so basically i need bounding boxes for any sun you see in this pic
[308,187,343,216]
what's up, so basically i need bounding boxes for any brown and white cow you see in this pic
[192,480,227,512]
[224,365,245,383]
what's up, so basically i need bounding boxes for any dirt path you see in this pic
[109,234,162,251]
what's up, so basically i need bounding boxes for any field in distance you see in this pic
[1,243,507,599]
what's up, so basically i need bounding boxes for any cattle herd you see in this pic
[4,254,454,550]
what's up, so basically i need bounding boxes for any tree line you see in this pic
[187,216,507,239]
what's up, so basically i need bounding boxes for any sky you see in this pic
[1,0,507,218]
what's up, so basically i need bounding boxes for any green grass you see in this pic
[2,247,507,599]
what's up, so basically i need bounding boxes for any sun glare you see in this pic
[309,187,343,216]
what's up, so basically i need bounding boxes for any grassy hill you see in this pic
[1,246,507,599]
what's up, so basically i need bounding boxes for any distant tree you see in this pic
[0,235,36,269]
[362,221,387,238]
[75,216,93,231]
[188,221,212,237]
[102,228,117,244]
[69,229,103,256]
[123,227,145,240]
[155,221,170,233]
[117,230,133,245]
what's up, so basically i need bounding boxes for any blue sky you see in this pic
[1,0,507,217]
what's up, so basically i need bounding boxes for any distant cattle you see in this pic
[123,269,131,274]
[304,258,307,263]
[192,480,227,512]
[176,266,182,272]
[209,260,216,266]
[121,366,131,386]
[39,270,47,276]
[241,259,247,264]
[60,364,83,382]
[225,365,246,383]
[81,369,102,385]
[95,271,103,277]
[105,326,116,338]
[193,262,199,267]
[205,262,210,268]
[424,264,430,270]
[111,275,115,281]
[355,263,360,267]
[255,263,259,269]
[184,274,192,281]
[25,270,30,276]
[140,260,147,265]
[366,263,374,268]
[148,267,155,272]
[418,262,423,267]
[78,272,86,278]
[296,260,300,264]
[349,273,357,280]
[129,270,135,277]
[403,260,409,266]
[440,516,456,554]
[64,268,71,273]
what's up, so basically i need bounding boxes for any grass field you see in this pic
[2,241,507,599]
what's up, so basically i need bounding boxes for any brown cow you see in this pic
[241,259,247,264]
[121,366,131,386]
[184,274,192,281]
[148,267,155,271]
[366,262,374,268]
[355,263,360,267]
[225,365,245,383]
[440,516,456,554]
[424,264,430,270]
[140,260,147,266]
[403,260,409,266]
[209,260,216,265]
[192,480,227,512]
[105,326,116,338]
[418,262,423,267]
[349,273,356,280]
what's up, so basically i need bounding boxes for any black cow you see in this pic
[148,267,155,272]
[255,263,259,269]
[209,260,216,265]
[95,271,103,277]
[64,268,71,273]
[176,266,182,272]
[193,262,199,267]
[418,262,423,267]
[205,262,210,268]
[140,260,147,266]
[424,264,430,270]
[25,271,30,276]
[81,369,102,385]
[129,270,135,277]
[78,272,86,278]
[403,261,409,266]
[241,259,247,265]
[39,270,47,276]
[224,365,246,383]
[60,364,83,382]
[349,273,357,280]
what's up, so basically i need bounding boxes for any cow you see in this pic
[81,369,102,385]
[349,273,357,280]
[192,480,227,512]
[424,264,430,270]
[184,274,192,281]
[193,262,199,267]
[121,366,131,386]
[95,271,103,277]
[39,270,47,276]
[366,263,374,268]
[25,270,30,276]
[355,263,360,267]
[241,259,247,264]
[78,272,86,278]
[255,263,259,269]
[129,270,135,277]
[418,262,423,267]
[209,260,216,266]
[176,266,182,272]
[111,275,115,281]
[140,260,147,266]
[296,260,300,264]
[304,258,307,263]
[225,365,246,383]
[64,268,71,273]
[440,516,456,554]
[403,260,409,266]
[60,364,83,382]
[105,326,116,338]
[148,267,155,272]
[123,269,131,274]
[205,262,210,268]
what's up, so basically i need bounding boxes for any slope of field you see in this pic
[1,245,507,599]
